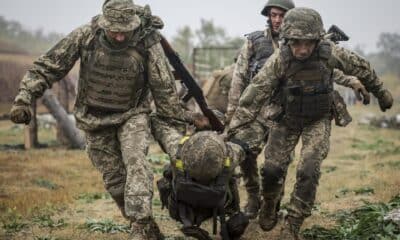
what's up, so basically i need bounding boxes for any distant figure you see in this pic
[203,64,235,115]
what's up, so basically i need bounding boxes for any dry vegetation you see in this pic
[0,103,398,240]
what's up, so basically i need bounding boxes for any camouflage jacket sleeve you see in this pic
[332,68,359,88]
[14,26,87,105]
[226,39,252,121]
[147,42,187,126]
[228,50,283,131]
[330,42,385,97]
[227,142,245,170]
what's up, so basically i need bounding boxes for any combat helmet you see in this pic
[180,131,227,185]
[280,7,325,40]
[261,0,295,16]
[98,0,141,32]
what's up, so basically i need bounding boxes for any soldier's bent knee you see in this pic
[261,164,284,188]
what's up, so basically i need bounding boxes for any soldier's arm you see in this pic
[228,50,283,131]
[332,69,361,88]
[330,43,387,98]
[226,39,252,121]
[332,68,371,104]
[147,42,187,135]
[14,26,86,105]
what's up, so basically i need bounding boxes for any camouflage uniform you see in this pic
[229,7,393,238]
[155,131,249,240]
[203,64,235,115]
[11,0,186,228]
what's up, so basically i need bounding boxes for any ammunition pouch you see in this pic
[175,179,226,209]
[285,86,332,119]
[332,90,352,127]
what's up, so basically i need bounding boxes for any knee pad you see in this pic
[261,164,284,188]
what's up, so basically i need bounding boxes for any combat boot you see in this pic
[258,197,279,231]
[130,217,164,240]
[243,192,260,219]
[279,216,304,240]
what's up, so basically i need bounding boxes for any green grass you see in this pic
[302,195,400,240]
[82,219,130,234]
[32,214,67,229]
[75,192,111,204]
[32,178,60,190]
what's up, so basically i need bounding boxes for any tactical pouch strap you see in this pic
[218,205,230,240]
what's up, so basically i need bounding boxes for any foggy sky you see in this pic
[1,0,399,53]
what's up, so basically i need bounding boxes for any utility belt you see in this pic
[87,106,127,116]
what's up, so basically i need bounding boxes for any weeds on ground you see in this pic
[32,214,67,229]
[83,219,130,234]
[76,192,111,204]
[1,208,28,234]
[351,138,400,156]
[335,187,375,198]
[32,178,60,190]
[147,154,170,165]
[302,195,400,239]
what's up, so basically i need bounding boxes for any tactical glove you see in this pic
[10,103,31,124]
[350,80,370,105]
[377,89,393,112]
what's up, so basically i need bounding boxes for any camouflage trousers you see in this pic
[262,116,331,219]
[85,113,153,221]
[230,119,269,195]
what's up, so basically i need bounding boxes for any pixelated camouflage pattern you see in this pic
[226,29,279,122]
[151,117,245,177]
[85,34,147,111]
[261,0,295,16]
[14,10,186,131]
[230,31,390,224]
[262,117,331,219]
[98,0,141,32]
[13,5,187,223]
[86,114,153,221]
[204,64,235,114]
[229,40,389,130]
[280,7,325,40]
[180,131,227,183]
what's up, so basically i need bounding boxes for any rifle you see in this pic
[160,36,225,132]
[325,25,350,43]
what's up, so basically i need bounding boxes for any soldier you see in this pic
[156,131,249,240]
[203,63,235,115]
[228,7,393,239]
[8,0,201,239]
[226,0,296,220]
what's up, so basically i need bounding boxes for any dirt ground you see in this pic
[0,104,399,240]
